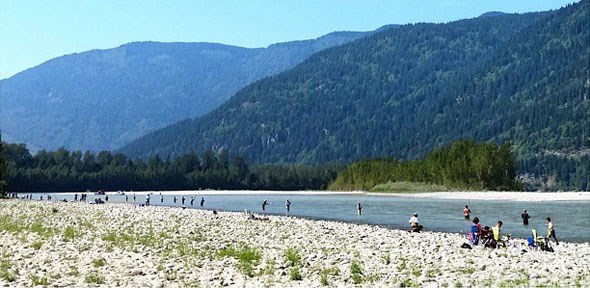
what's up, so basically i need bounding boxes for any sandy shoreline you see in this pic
[369,191,590,202]
[35,190,590,202]
[1,200,589,287]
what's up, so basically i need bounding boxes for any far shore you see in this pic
[21,190,590,202]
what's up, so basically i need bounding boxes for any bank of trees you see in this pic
[329,140,522,191]
[2,143,339,192]
[0,136,6,197]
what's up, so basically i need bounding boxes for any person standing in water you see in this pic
[160,193,164,203]
[546,217,559,245]
[262,199,269,211]
[173,196,177,203]
[357,202,363,215]
[146,193,150,205]
[181,196,186,205]
[190,196,195,206]
[463,205,471,220]
[200,197,205,207]
[285,199,291,213]
[521,210,531,225]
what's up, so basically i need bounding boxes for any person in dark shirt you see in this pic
[521,209,531,225]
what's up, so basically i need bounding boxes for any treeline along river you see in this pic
[19,192,590,243]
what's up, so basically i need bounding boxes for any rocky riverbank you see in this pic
[0,200,588,287]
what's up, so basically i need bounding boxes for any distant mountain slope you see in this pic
[120,10,552,161]
[121,1,589,189]
[0,31,370,152]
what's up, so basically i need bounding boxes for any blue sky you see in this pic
[0,0,577,80]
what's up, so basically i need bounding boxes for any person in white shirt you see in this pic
[409,213,423,232]
[546,217,559,245]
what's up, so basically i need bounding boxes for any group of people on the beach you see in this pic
[13,193,565,249]
[462,204,559,250]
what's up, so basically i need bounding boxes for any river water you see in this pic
[20,192,590,243]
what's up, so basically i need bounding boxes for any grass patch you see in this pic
[0,258,17,282]
[401,278,419,287]
[289,267,302,281]
[285,248,302,267]
[382,253,391,265]
[0,216,25,234]
[412,267,421,277]
[92,257,107,268]
[31,241,43,250]
[350,260,363,284]
[63,226,76,242]
[397,256,407,272]
[458,267,475,275]
[217,245,262,277]
[426,268,441,278]
[319,267,339,286]
[84,271,105,284]
[30,275,50,286]
[66,266,79,277]
[371,181,451,193]
[260,258,276,276]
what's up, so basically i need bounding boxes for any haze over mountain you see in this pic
[0,30,369,152]
[121,1,589,189]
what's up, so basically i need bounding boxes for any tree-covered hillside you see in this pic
[121,1,588,190]
[0,31,368,152]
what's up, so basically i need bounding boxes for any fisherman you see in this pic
[160,193,164,203]
[173,196,177,203]
[190,196,195,206]
[463,205,471,220]
[181,195,186,205]
[357,202,363,215]
[285,199,291,213]
[262,199,269,211]
[200,197,205,207]
[521,209,531,225]
[146,193,150,205]
[546,217,559,245]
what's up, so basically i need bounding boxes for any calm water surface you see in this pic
[21,192,590,242]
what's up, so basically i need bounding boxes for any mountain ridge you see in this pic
[0,30,373,152]
[119,1,589,189]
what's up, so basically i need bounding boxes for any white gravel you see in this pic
[0,200,588,287]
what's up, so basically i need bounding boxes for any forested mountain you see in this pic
[0,31,369,152]
[121,1,589,190]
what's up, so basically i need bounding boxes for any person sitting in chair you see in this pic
[409,213,423,232]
